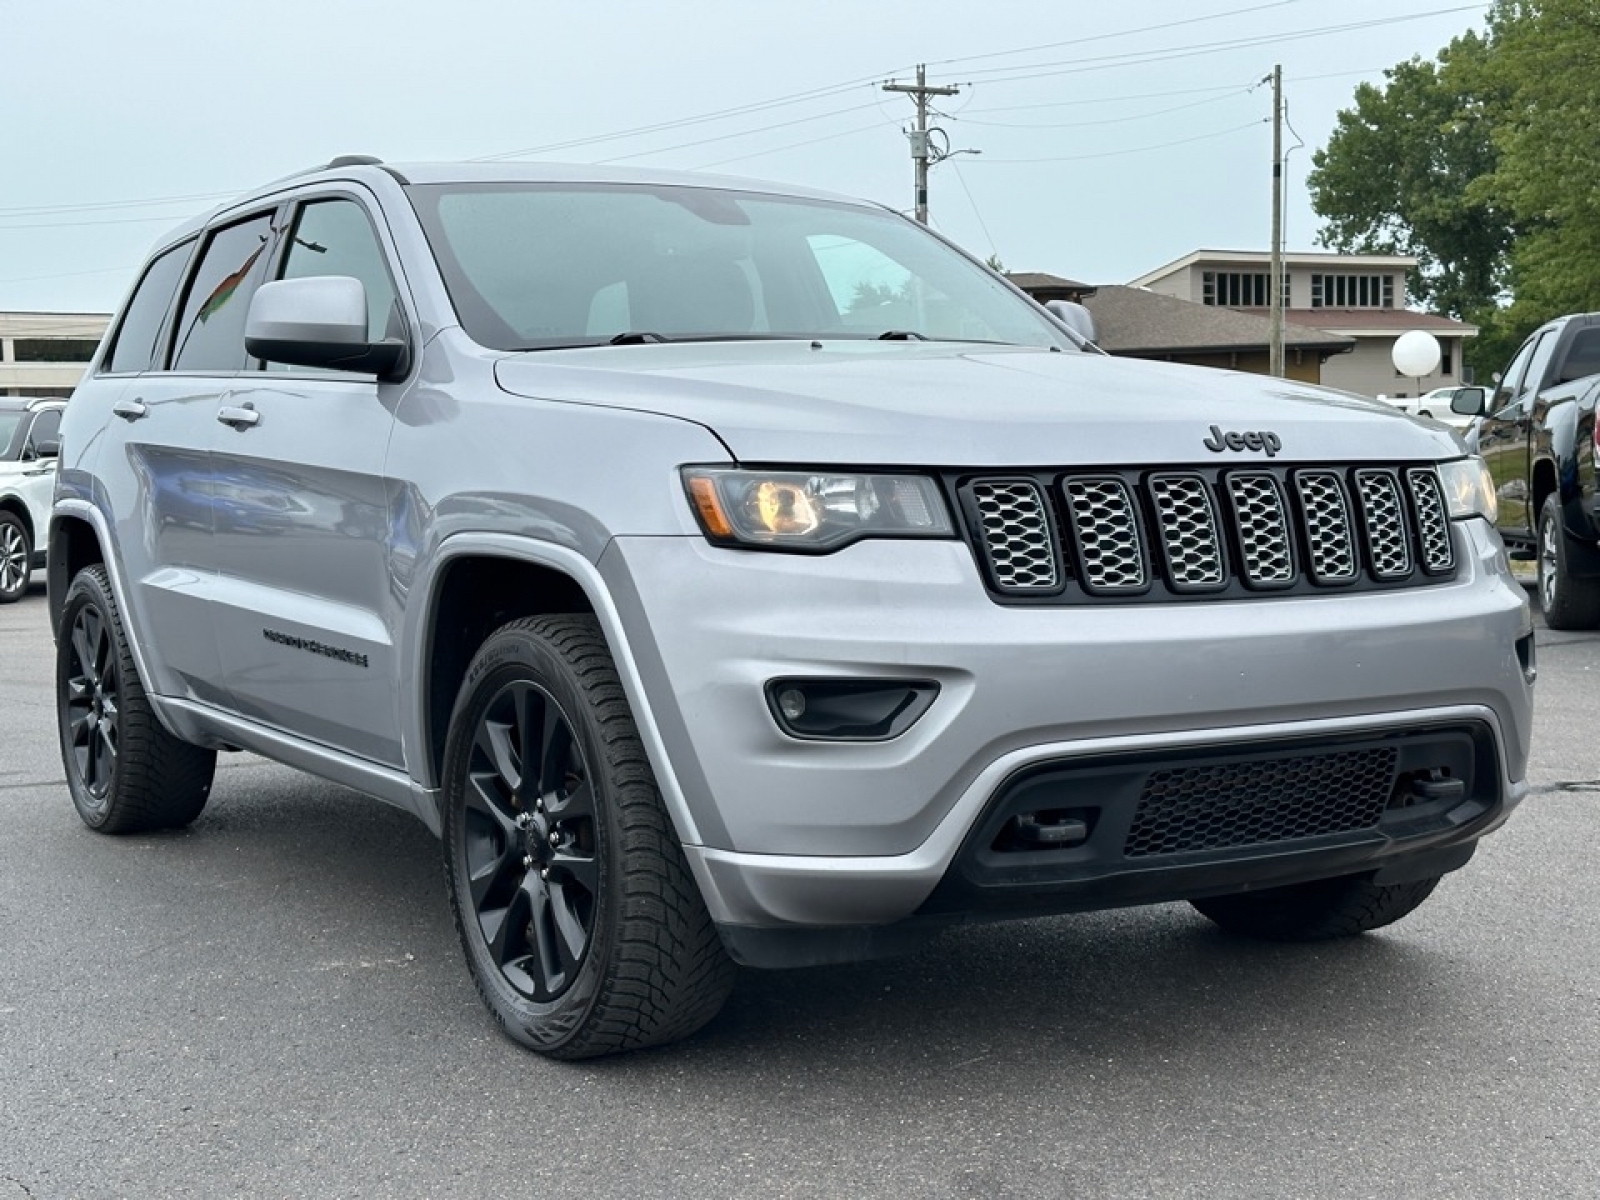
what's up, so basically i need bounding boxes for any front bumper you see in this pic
[597,519,1533,947]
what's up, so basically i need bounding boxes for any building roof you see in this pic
[1128,248,1420,287]
[1006,272,1097,298]
[1263,308,1478,337]
[1082,285,1354,356]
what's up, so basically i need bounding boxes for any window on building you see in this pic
[1311,273,1395,309]
[1441,341,1453,376]
[12,338,102,363]
[1202,271,1289,308]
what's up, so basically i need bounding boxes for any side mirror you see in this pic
[31,438,61,459]
[1450,387,1486,417]
[1044,299,1097,345]
[245,276,408,380]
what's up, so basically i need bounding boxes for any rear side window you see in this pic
[26,409,62,453]
[105,241,192,374]
[171,212,278,372]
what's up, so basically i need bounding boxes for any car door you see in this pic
[1477,330,1556,537]
[205,191,409,767]
[86,229,266,707]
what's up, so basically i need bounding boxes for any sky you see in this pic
[3,0,1490,316]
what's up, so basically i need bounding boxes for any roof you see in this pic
[1264,308,1479,337]
[0,397,70,412]
[1007,272,1097,297]
[1129,248,1420,288]
[171,157,876,246]
[1082,285,1354,356]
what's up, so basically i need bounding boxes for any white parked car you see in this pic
[0,397,66,602]
[1375,386,1486,432]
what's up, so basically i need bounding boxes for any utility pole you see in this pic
[883,65,960,224]
[1268,63,1285,379]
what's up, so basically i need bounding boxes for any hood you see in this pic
[494,341,1463,467]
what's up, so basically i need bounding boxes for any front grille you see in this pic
[1063,478,1146,593]
[958,462,1456,604]
[1123,747,1399,857]
[969,481,1058,593]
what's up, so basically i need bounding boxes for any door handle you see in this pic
[113,398,148,421]
[217,404,261,430]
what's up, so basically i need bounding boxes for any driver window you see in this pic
[1491,335,1540,414]
[277,199,401,351]
[25,409,62,457]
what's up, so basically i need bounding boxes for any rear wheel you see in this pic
[1190,872,1442,941]
[1537,495,1600,630]
[56,566,216,832]
[0,511,30,603]
[441,615,734,1059]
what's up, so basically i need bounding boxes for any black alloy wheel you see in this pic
[55,566,215,833]
[461,678,600,1002]
[442,615,734,1059]
[0,512,29,603]
[63,599,120,803]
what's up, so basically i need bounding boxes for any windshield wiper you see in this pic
[608,331,673,345]
[876,329,928,341]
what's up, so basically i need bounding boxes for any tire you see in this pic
[441,615,734,1059]
[1536,495,1600,630]
[56,565,216,832]
[0,510,30,604]
[1190,872,1442,941]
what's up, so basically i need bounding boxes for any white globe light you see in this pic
[1393,329,1442,377]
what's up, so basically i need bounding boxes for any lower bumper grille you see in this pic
[1124,747,1398,857]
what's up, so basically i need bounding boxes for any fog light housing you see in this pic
[764,678,939,741]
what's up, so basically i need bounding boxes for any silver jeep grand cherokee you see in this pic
[51,158,1534,1058]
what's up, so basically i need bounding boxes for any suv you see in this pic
[52,159,1535,1058]
[0,397,67,603]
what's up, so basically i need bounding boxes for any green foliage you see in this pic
[1307,33,1510,324]
[984,253,1007,273]
[1312,3,1600,380]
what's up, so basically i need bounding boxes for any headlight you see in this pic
[1437,456,1498,523]
[682,467,955,550]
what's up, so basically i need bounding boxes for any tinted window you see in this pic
[106,240,193,374]
[278,198,401,344]
[0,414,24,459]
[26,409,62,452]
[171,213,278,372]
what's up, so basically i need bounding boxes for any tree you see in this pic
[1473,0,1600,329]
[1307,32,1511,324]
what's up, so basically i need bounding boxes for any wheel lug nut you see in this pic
[522,855,534,869]
[539,866,550,879]
[548,831,560,846]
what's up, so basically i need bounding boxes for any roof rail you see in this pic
[326,154,384,168]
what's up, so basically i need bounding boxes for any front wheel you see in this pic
[1537,495,1600,630]
[441,615,734,1059]
[1190,872,1442,941]
[0,511,30,603]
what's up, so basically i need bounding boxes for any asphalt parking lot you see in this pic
[2,571,1597,1199]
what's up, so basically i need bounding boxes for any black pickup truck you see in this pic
[1460,312,1600,628]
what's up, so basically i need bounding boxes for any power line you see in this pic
[952,89,1251,130]
[691,122,892,171]
[592,99,889,165]
[947,6,1487,85]
[925,0,1317,70]
[970,119,1267,164]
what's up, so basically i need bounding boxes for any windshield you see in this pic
[406,182,1076,353]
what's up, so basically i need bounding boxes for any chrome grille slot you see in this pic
[1149,474,1225,590]
[1226,473,1295,587]
[1405,468,1455,574]
[1356,469,1413,579]
[967,481,1060,592]
[1062,477,1147,593]
[1294,471,1358,583]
